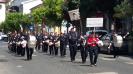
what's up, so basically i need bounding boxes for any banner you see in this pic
[68,9,80,21]
[86,18,103,27]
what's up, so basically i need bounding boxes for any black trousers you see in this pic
[17,45,21,55]
[54,46,58,56]
[26,47,33,60]
[12,43,16,53]
[42,43,48,53]
[21,46,25,56]
[49,45,54,55]
[89,46,99,65]
[35,41,41,50]
[69,44,77,61]
[60,44,66,56]
[113,46,119,58]
[79,45,86,63]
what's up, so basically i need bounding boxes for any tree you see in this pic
[80,0,116,18]
[114,0,133,18]
[0,13,32,32]
[32,6,45,25]
[31,0,64,28]
[42,0,64,27]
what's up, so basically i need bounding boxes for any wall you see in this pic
[0,3,5,24]
[21,0,42,14]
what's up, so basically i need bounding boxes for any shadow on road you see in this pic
[60,60,71,63]
[103,56,115,59]
[79,64,91,67]
[0,59,8,62]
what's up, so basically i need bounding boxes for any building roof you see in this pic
[0,0,9,3]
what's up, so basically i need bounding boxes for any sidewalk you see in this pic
[100,53,133,62]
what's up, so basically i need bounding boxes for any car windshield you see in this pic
[87,30,108,39]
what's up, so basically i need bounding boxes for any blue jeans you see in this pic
[89,46,99,64]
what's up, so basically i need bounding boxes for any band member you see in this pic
[27,32,37,60]
[53,33,60,56]
[16,33,22,56]
[78,34,86,63]
[108,32,123,58]
[8,32,12,52]
[35,32,42,51]
[11,32,17,54]
[42,32,49,53]
[20,36,27,56]
[68,28,78,62]
[60,33,67,57]
[49,32,54,55]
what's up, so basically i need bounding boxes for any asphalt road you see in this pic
[0,41,133,74]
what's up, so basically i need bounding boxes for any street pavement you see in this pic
[0,41,133,74]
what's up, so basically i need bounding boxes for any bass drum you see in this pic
[113,35,123,47]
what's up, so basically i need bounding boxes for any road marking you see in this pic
[0,46,7,48]
[32,54,37,56]
[0,55,6,58]
[100,57,115,61]
[125,62,133,65]
[16,65,23,68]
[88,72,118,74]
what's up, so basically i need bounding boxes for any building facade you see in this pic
[0,0,7,24]
[10,0,43,14]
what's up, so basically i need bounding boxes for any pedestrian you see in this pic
[87,31,99,66]
[68,28,78,62]
[27,32,37,60]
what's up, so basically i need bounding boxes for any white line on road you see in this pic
[125,62,133,65]
[88,72,118,74]
[16,65,23,68]
[100,57,115,61]
[0,55,6,58]
[32,54,37,56]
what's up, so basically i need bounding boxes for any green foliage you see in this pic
[80,0,116,18]
[32,6,45,24]
[43,0,64,26]
[67,0,80,10]
[0,13,32,32]
[114,0,133,18]
[31,0,64,27]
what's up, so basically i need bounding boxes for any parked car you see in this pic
[0,33,8,41]
[86,30,109,39]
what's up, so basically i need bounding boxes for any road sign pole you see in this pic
[80,19,82,33]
